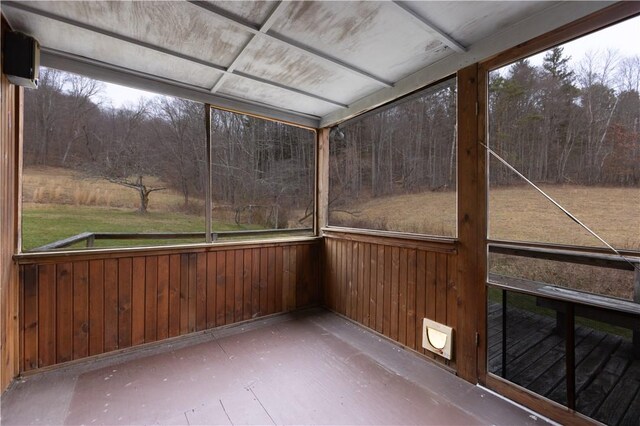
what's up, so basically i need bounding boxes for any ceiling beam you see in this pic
[40,47,321,128]
[258,1,288,33]
[391,1,466,53]
[209,1,288,93]
[2,1,346,108]
[187,0,394,88]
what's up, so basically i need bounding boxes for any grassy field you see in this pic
[23,166,197,212]
[21,167,263,250]
[330,184,639,249]
[21,204,266,250]
[23,167,639,299]
[330,183,639,301]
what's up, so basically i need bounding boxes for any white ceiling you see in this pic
[2,1,615,127]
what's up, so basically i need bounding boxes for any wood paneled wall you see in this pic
[19,241,320,372]
[1,19,22,392]
[322,232,458,368]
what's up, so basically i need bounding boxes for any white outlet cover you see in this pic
[422,318,453,360]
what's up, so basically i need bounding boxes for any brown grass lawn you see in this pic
[23,167,639,299]
[25,167,638,250]
[330,184,639,300]
[22,166,195,212]
[489,184,640,250]
[331,184,639,250]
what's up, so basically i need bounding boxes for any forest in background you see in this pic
[329,47,639,233]
[22,68,315,229]
[21,46,640,244]
[490,47,639,186]
[330,47,639,199]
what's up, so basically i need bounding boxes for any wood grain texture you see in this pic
[89,261,104,356]
[156,256,169,339]
[323,234,458,369]
[456,63,484,383]
[56,263,73,363]
[131,257,145,346]
[104,259,119,352]
[18,242,319,372]
[169,254,181,337]
[38,264,56,367]
[118,258,132,348]
[481,2,640,71]
[0,51,21,391]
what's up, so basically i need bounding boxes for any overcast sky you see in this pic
[99,14,640,108]
[527,15,639,67]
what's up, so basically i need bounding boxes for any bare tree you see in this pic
[152,97,206,209]
[60,73,103,165]
[87,100,166,213]
[24,67,65,166]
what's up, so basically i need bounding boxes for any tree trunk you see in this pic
[137,175,149,214]
[139,189,149,214]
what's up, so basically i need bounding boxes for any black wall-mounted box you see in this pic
[2,31,40,89]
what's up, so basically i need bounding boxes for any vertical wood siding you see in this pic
[0,38,22,391]
[19,241,320,372]
[323,233,458,369]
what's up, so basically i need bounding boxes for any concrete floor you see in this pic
[1,309,548,425]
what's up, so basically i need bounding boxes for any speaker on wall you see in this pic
[2,31,40,89]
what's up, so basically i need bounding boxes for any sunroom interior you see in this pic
[1,1,640,425]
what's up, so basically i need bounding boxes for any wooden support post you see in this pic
[204,104,212,244]
[316,128,330,235]
[456,63,486,383]
[0,24,23,390]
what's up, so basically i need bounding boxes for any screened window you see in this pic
[22,68,206,251]
[209,109,315,238]
[488,20,640,251]
[486,16,640,422]
[328,77,457,237]
[21,68,315,252]
[487,17,640,299]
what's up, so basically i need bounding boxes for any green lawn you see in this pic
[488,286,632,339]
[22,204,261,251]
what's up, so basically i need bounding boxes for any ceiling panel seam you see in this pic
[209,1,287,94]
[187,0,394,88]
[391,1,466,53]
[2,1,347,108]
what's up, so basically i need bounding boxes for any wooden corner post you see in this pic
[316,128,330,234]
[456,63,487,383]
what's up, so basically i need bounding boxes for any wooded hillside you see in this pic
[23,68,315,224]
[329,47,640,211]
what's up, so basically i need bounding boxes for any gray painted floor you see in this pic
[1,309,548,425]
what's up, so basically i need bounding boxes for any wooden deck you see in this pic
[488,302,640,426]
[1,309,544,426]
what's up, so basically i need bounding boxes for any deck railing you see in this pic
[30,228,314,252]
[488,242,640,308]
[487,242,640,410]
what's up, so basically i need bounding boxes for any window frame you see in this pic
[323,75,459,242]
[478,4,640,423]
[17,74,319,255]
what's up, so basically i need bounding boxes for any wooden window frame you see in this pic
[321,75,460,243]
[477,2,640,423]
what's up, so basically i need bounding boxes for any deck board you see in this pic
[2,309,545,426]
[489,303,640,425]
